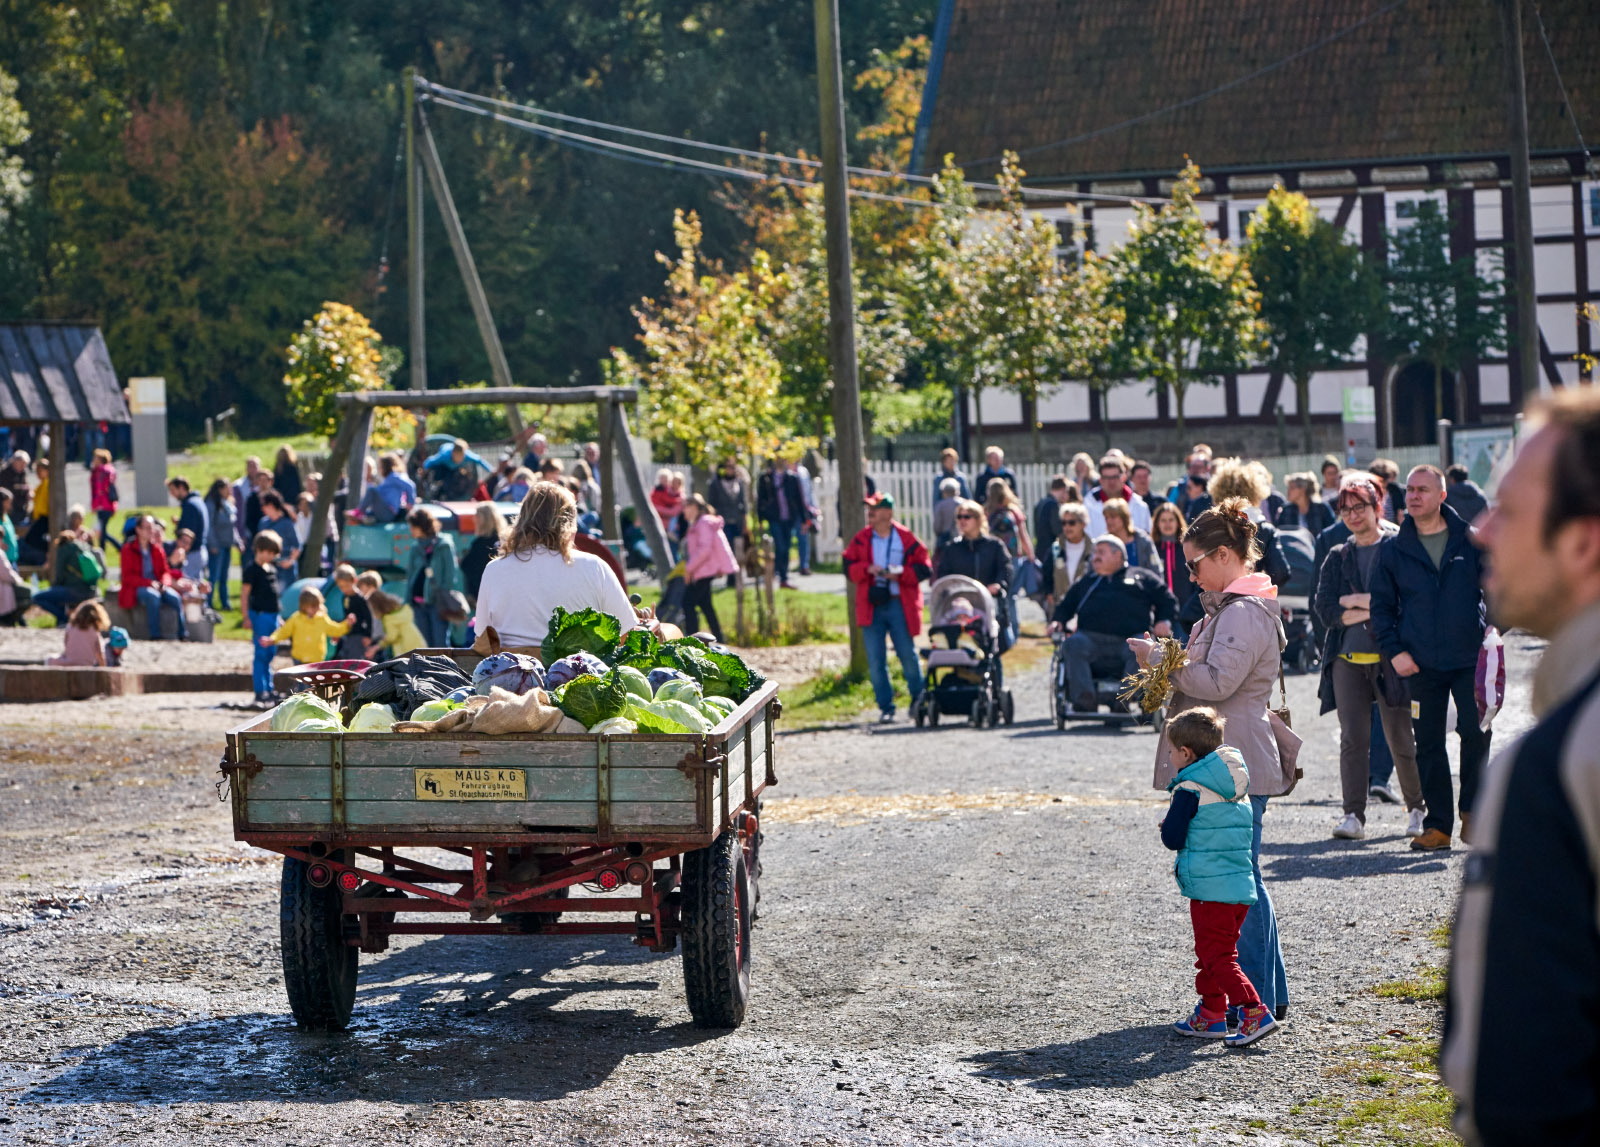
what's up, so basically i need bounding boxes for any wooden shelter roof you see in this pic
[0,323,131,424]
[915,0,1598,181]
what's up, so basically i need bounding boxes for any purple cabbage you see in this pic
[546,651,610,690]
[472,652,547,697]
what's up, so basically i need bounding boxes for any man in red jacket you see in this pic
[844,493,931,723]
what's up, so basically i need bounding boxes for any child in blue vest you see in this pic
[1161,706,1280,1047]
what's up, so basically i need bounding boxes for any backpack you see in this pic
[75,545,105,584]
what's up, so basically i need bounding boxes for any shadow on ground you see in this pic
[24,934,718,1107]
[965,1024,1221,1091]
[1260,835,1452,881]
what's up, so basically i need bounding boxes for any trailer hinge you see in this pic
[676,751,726,777]
[216,755,263,801]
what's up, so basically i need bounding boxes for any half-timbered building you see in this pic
[913,0,1597,452]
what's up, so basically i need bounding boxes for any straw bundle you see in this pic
[1118,637,1188,714]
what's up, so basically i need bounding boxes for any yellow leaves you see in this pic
[283,301,398,440]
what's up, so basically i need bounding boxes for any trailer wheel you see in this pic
[499,884,570,932]
[1002,690,1015,726]
[280,856,358,1032]
[680,830,751,1029]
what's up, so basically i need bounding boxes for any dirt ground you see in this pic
[0,634,1540,1145]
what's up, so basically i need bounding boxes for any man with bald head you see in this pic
[1370,463,1488,850]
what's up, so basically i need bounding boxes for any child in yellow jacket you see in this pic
[260,586,352,664]
[368,589,426,657]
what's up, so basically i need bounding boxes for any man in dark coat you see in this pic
[1444,464,1489,525]
[1370,464,1488,850]
[756,458,811,589]
[1050,537,1176,711]
[1441,386,1600,1146]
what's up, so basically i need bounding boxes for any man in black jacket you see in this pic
[1444,463,1489,524]
[1441,386,1600,1146]
[1050,538,1176,711]
[756,458,811,589]
[1370,464,1488,850]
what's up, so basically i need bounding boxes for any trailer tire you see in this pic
[280,856,358,1032]
[680,830,751,1029]
[499,884,570,932]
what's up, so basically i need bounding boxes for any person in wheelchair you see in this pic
[1049,535,1177,712]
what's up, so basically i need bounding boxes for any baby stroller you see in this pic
[912,575,1014,728]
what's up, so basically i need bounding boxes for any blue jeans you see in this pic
[862,602,924,715]
[414,602,448,648]
[136,585,186,640]
[208,544,232,610]
[1238,794,1289,1014]
[33,586,86,626]
[249,609,278,695]
[768,519,795,581]
[1367,703,1394,788]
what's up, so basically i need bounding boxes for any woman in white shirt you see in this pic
[473,482,637,650]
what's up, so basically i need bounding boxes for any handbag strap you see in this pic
[1278,662,1288,710]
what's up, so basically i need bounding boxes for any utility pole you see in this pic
[405,68,426,391]
[814,0,868,678]
[1499,0,1541,397]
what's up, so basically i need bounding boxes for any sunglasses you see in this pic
[956,513,978,520]
[1185,549,1216,576]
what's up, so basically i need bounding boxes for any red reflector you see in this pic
[306,863,332,888]
[337,870,362,893]
[595,868,621,891]
[624,861,650,885]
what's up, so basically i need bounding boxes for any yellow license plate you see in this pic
[414,767,527,801]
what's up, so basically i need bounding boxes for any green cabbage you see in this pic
[648,699,711,733]
[616,665,653,701]
[543,607,624,663]
[623,699,690,734]
[270,693,342,732]
[347,703,397,733]
[610,627,659,669]
[657,637,765,701]
[410,697,463,723]
[702,695,736,719]
[655,677,703,706]
[554,669,629,729]
[292,717,344,734]
[589,716,637,736]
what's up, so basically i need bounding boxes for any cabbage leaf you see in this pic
[553,669,629,729]
[544,607,623,663]
[270,693,342,732]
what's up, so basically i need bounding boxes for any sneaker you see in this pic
[1369,783,1400,805]
[1406,808,1427,837]
[1173,1006,1228,1039]
[1332,813,1365,840]
[1225,1004,1280,1048]
[877,711,895,725]
[1409,828,1452,851]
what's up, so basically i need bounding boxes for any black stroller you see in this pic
[912,576,1014,728]
[1276,525,1319,675]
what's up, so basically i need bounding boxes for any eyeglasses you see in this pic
[1337,500,1374,515]
[956,513,978,520]
[1185,549,1215,576]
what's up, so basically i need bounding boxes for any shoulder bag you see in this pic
[1270,663,1304,795]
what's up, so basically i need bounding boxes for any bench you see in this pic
[103,598,215,643]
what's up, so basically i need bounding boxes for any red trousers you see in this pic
[1190,900,1260,1017]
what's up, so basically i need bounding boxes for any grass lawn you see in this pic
[634,583,849,646]
[166,433,326,487]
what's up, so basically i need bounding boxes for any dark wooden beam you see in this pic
[337,387,637,409]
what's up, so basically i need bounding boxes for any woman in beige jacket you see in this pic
[1132,497,1296,1021]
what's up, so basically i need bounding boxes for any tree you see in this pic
[0,66,26,224]
[1244,187,1379,451]
[967,153,1091,458]
[1383,199,1506,422]
[609,210,789,468]
[761,187,911,441]
[1088,162,1263,442]
[284,302,414,450]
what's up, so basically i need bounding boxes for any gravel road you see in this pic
[0,634,1541,1145]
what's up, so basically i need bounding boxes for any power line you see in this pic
[1527,0,1591,166]
[422,78,1160,205]
[946,0,1413,172]
[422,91,940,209]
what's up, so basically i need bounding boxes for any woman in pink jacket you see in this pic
[681,494,738,641]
